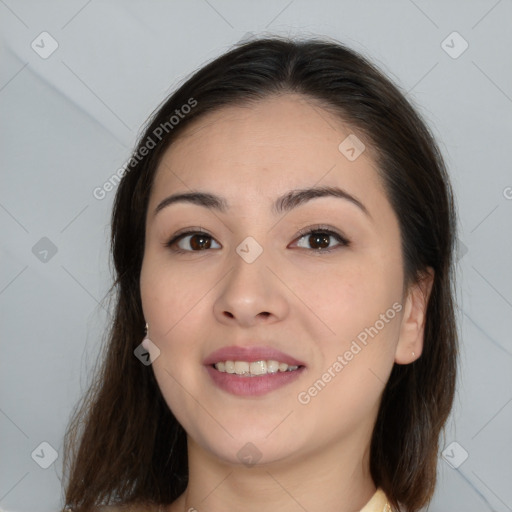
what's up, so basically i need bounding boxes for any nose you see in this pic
[213,252,289,328]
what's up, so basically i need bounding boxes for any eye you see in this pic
[165,225,350,254]
[291,226,350,253]
[165,229,221,253]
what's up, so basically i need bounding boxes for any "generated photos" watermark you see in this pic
[297,302,402,405]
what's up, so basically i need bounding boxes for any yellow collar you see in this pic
[359,488,392,512]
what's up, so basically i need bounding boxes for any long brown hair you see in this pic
[61,35,458,511]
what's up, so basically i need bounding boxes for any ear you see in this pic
[395,267,435,364]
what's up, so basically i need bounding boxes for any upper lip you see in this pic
[204,345,306,367]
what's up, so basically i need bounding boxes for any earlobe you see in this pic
[394,267,435,365]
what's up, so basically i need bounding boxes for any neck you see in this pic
[171,427,377,512]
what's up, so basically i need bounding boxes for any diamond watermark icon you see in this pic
[441,31,468,59]
[456,238,468,261]
[236,236,263,264]
[134,338,161,366]
[31,32,59,59]
[338,134,366,161]
[32,237,58,263]
[237,442,262,467]
[442,441,469,469]
[31,441,59,469]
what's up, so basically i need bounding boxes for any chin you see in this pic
[192,430,304,468]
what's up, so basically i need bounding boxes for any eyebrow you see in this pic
[154,186,371,219]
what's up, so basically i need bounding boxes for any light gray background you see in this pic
[1,1,511,511]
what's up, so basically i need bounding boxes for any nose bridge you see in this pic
[231,245,268,293]
[213,239,287,325]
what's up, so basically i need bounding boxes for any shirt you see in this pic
[66,488,393,512]
[360,488,392,512]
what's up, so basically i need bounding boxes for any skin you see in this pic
[139,93,434,512]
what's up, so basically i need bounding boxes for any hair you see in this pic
[62,35,458,512]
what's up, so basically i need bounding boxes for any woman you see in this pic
[62,36,458,512]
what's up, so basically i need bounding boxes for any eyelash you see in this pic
[165,225,350,254]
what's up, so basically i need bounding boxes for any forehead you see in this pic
[151,94,386,211]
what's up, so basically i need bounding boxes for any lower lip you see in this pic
[205,365,305,397]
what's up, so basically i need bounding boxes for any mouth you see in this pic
[211,360,304,376]
[204,345,306,396]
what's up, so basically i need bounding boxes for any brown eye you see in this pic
[293,227,350,252]
[187,234,213,251]
[307,233,331,250]
[166,231,221,252]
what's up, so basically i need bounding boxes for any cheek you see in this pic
[295,268,402,436]
[140,255,212,418]
[140,266,212,377]
[149,308,224,448]
[140,252,209,333]
[297,251,401,337]
[294,247,403,397]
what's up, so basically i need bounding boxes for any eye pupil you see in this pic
[190,234,211,250]
[309,233,330,249]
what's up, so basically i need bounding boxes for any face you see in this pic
[140,94,410,467]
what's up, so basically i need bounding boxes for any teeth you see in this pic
[266,360,279,373]
[250,360,266,375]
[234,361,249,375]
[214,359,301,376]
